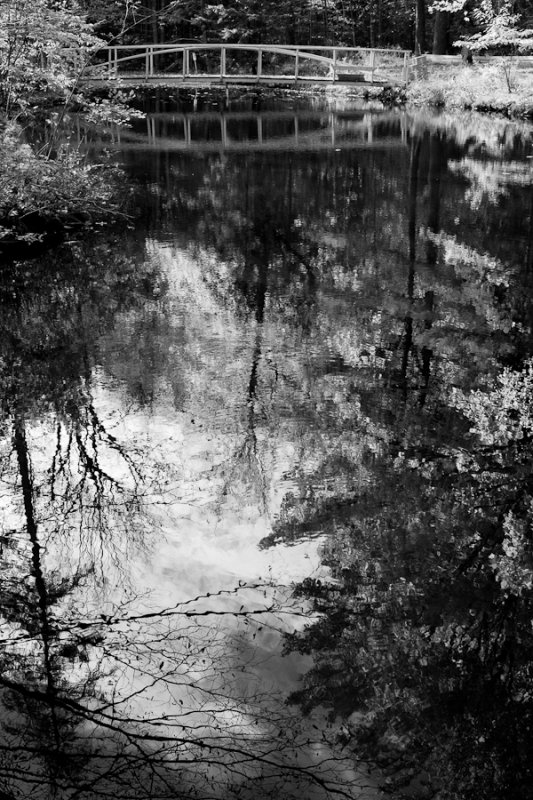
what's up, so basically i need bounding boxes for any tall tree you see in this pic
[415,0,427,51]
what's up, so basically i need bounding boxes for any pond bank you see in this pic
[321,64,533,119]
[88,78,533,120]
[403,67,533,119]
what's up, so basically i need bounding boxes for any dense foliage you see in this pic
[80,0,533,54]
[0,0,100,113]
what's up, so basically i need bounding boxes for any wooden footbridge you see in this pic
[81,44,411,87]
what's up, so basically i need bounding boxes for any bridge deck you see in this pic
[83,73,390,88]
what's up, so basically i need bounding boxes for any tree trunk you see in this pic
[432,10,449,54]
[349,0,356,45]
[415,0,426,54]
[147,0,158,44]
[400,136,421,398]
[323,0,329,43]
[419,132,444,407]
[525,191,533,275]
[427,132,443,245]
[13,415,61,752]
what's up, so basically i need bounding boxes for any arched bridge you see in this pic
[81,43,411,87]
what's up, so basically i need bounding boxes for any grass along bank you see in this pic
[405,62,533,118]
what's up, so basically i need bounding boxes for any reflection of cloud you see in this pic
[147,238,239,316]
[84,375,327,629]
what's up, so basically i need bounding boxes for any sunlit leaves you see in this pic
[454,1,533,53]
[451,358,533,445]
[490,508,533,595]
[0,0,102,112]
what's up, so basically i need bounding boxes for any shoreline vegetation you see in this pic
[0,119,127,256]
[402,62,533,118]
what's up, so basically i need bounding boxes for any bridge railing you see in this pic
[80,44,411,85]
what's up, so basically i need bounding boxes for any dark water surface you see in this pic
[2,97,533,799]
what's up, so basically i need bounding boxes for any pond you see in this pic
[1,94,533,800]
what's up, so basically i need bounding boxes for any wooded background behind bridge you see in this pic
[84,0,532,62]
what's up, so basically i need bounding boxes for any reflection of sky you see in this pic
[94,383,325,599]
[65,235,378,795]
[0,233,380,798]
[86,240,358,789]
[93,239,329,604]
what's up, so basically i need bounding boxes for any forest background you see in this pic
[82,0,532,58]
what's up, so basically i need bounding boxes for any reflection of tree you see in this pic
[123,117,533,595]
[0,234,371,799]
[26,109,531,798]
[1,410,100,798]
[260,122,528,545]
[0,583,367,799]
[284,366,533,798]
[172,157,324,513]
[257,127,533,796]
[0,233,165,797]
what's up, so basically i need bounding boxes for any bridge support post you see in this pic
[257,49,262,81]
[220,47,226,78]
[369,50,375,83]
[183,49,190,78]
[332,48,337,81]
[107,47,118,76]
[295,50,299,80]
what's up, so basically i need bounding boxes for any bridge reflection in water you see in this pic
[77,110,409,153]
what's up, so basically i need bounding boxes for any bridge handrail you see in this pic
[94,44,339,70]
[93,43,411,55]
